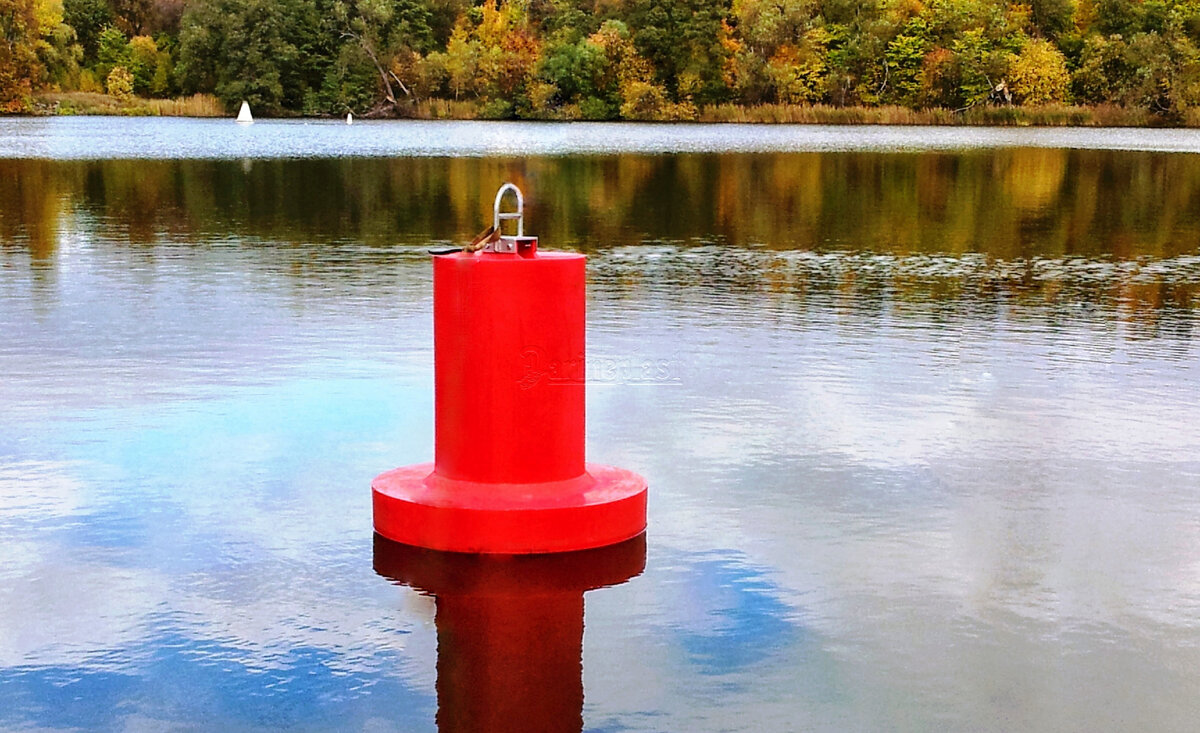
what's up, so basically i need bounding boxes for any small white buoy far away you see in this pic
[236,101,253,124]
[346,111,353,125]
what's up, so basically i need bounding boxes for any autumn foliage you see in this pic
[6,0,1200,120]
[1,0,54,112]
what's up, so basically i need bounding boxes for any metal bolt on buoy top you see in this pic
[372,183,648,554]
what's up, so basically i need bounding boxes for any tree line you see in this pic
[4,0,1200,120]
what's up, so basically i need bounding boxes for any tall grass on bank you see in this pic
[700,104,951,124]
[700,102,1162,126]
[28,92,1185,127]
[411,99,482,119]
[143,94,225,117]
[34,92,224,117]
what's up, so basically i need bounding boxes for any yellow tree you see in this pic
[434,0,539,106]
[472,0,540,100]
[439,24,478,99]
[0,0,60,111]
[1009,39,1071,105]
[765,29,830,104]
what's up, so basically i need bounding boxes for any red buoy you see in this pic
[372,184,648,553]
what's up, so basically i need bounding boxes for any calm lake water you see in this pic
[2,119,1200,732]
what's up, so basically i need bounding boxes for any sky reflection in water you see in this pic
[2,126,1200,731]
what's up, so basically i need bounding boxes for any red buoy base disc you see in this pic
[372,463,647,554]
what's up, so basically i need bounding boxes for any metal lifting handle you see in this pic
[493,183,523,238]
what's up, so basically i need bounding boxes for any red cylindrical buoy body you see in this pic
[434,252,585,485]
[372,205,648,554]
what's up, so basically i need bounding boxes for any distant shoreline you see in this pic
[26,92,1199,129]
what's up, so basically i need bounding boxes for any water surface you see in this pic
[2,121,1200,732]
[5,117,1200,158]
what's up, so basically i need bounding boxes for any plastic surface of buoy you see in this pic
[236,100,253,124]
[372,183,648,554]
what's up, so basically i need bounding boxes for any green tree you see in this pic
[62,0,112,62]
[626,0,731,103]
[177,0,324,113]
[882,20,929,107]
[951,27,1013,105]
[530,0,596,41]
[95,24,130,81]
[128,34,157,94]
[536,33,605,109]
[424,0,469,46]
[1072,33,1136,102]
[823,11,891,106]
[732,0,820,53]
[1030,0,1076,39]
[1093,0,1142,36]
[1124,22,1200,117]
[584,18,685,118]
[311,42,379,112]
[330,0,434,112]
